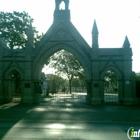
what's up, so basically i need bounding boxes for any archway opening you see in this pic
[5,70,22,102]
[41,49,87,103]
[59,1,65,10]
[11,70,22,102]
[104,70,119,103]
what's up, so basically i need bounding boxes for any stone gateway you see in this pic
[0,0,136,105]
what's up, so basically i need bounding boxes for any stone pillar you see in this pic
[118,79,123,105]
[100,80,104,104]
[4,80,12,103]
[0,62,4,103]
[132,72,137,104]
[91,80,101,105]
[91,21,101,104]
[122,36,135,105]
[23,62,33,103]
[65,0,69,10]
[123,71,135,105]
[55,0,59,10]
[122,53,134,105]
[23,25,34,103]
[122,64,134,105]
[23,81,33,103]
[0,40,4,103]
[91,61,101,105]
[123,80,134,105]
[85,80,92,104]
[33,81,41,103]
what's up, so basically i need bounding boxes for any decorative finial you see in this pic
[123,36,130,48]
[27,22,34,37]
[92,20,99,34]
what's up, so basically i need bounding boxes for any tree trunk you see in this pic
[69,79,72,94]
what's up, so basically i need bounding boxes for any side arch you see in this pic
[100,66,122,80]
[4,66,24,102]
[5,66,24,79]
[33,43,92,81]
[100,66,123,103]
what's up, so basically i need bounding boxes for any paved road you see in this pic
[0,95,140,140]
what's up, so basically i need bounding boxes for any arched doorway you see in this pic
[100,67,123,104]
[104,70,119,103]
[11,70,21,99]
[33,43,92,104]
[41,49,87,102]
[34,44,91,80]
[4,68,23,103]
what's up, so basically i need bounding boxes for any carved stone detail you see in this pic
[56,29,67,39]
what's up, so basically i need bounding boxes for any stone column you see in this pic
[118,79,123,105]
[33,80,41,103]
[0,62,4,103]
[91,61,101,105]
[100,80,104,104]
[91,80,101,104]
[0,41,4,103]
[123,80,133,105]
[123,62,134,105]
[85,80,92,104]
[122,38,134,105]
[91,21,101,104]
[23,26,34,103]
[23,62,33,103]
[65,0,69,10]
[23,81,33,103]
[55,0,59,10]
[4,80,12,103]
[132,72,137,104]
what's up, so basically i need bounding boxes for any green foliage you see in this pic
[48,50,85,93]
[104,70,118,92]
[0,11,43,49]
[46,74,66,89]
[72,78,86,87]
[48,50,84,80]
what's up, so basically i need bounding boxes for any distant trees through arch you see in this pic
[104,70,119,103]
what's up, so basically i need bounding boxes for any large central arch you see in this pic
[33,43,91,81]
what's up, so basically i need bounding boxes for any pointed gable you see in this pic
[36,19,91,56]
[35,0,91,55]
[47,22,74,41]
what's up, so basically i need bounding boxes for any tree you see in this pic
[47,50,85,94]
[104,70,118,93]
[45,74,66,93]
[72,78,86,92]
[0,11,43,49]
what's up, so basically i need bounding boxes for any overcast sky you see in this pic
[0,0,140,72]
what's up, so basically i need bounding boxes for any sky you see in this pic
[0,0,140,73]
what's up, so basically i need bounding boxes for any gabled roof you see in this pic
[36,18,91,57]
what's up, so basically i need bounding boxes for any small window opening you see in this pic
[59,1,65,10]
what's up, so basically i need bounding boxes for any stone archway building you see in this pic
[0,0,136,105]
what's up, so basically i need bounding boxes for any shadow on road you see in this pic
[0,95,140,140]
